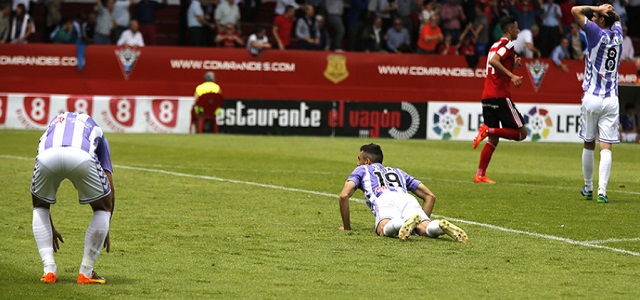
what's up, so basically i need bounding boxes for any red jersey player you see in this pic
[472,16,528,184]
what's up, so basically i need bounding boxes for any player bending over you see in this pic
[338,143,468,242]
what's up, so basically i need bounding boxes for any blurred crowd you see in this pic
[1,0,639,62]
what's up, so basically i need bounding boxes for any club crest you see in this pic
[115,47,141,80]
[525,60,549,92]
[324,54,349,84]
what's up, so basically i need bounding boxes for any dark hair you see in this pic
[360,143,383,164]
[499,16,517,32]
[625,102,636,111]
[603,10,616,27]
[476,3,485,11]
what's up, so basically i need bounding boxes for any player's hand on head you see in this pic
[52,229,64,252]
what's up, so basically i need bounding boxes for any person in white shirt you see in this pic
[117,19,145,47]
[620,25,635,61]
[512,24,541,58]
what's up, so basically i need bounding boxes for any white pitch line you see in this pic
[118,164,640,257]
[582,238,640,245]
[2,155,639,256]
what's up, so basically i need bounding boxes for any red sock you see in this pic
[488,128,521,140]
[476,141,496,177]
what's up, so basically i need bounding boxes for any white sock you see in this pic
[598,149,612,196]
[32,207,56,274]
[582,149,594,190]
[79,210,111,277]
[426,220,445,238]
[382,218,404,237]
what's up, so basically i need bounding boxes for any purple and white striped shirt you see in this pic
[581,18,623,98]
[37,112,113,173]
[347,163,422,214]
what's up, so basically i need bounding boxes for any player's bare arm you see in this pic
[338,181,357,230]
[413,183,435,218]
[489,53,523,88]
[572,4,614,28]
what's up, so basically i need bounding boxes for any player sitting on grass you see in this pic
[338,143,468,242]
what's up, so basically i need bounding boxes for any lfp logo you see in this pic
[524,106,553,141]
[432,105,463,140]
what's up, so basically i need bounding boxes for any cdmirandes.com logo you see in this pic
[432,105,463,140]
[524,106,553,141]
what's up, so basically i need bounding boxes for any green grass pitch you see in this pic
[1,130,639,299]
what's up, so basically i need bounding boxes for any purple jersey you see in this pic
[347,163,422,214]
[37,112,113,173]
[581,19,623,98]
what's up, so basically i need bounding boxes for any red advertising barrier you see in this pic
[0,44,637,103]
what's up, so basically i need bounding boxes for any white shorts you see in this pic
[31,147,111,204]
[579,93,620,144]
[372,192,429,229]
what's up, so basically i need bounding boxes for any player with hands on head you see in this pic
[472,15,528,184]
[31,112,115,284]
[571,3,622,203]
[338,143,468,243]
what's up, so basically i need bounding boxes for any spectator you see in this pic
[539,0,562,57]
[10,3,33,44]
[621,25,635,61]
[470,3,489,55]
[215,22,243,47]
[628,0,640,37]
[71,14,84,44]
[551,37,570,73]
[187,0,215,46]
[247,26,272,56]
[82,11,97,44]
[567,22,586,60]
[360,16,386,52]
[346,0,368,51]
[611,0,627,25]
[439,0,465,44]
[369,0,396,32]
[395,0,418,41]
[94,0,115,45]
[45,0,62,42]
[437,33,456,55]
[51,18,76,44]
[0,1,10,44]
[620,102,639,143]
[215,0,241,34]
[243,0,261,22]
[509,0,542,31]
[325,0,345,51]
[385,17,411,53]
[203,0,220,47]
[117,19,145,47]
[296,4,321,50]
[12,0,35,13]
[458,24,478,68]
[113,0,134,42]
[417,14,442,54]
[133,0,167,45]
[316,15,331,51]
[275,0,299,15]
[272,5,295,50]
[559,0,577,34]
[513,23,541,58]
[306,0,325,16]
[419,0,437,33]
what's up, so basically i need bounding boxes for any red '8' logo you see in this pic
[24,96,51,125]
[109,98,136,127]
[151,99,178,128]
[0,96,7,124]
[67,96,94,115]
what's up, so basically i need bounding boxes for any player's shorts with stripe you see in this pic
[579,93,620,144]
[481,97,524,129]
[372,191,429,230]
[31,147,111,204]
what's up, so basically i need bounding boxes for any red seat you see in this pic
[191,92,224,134]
